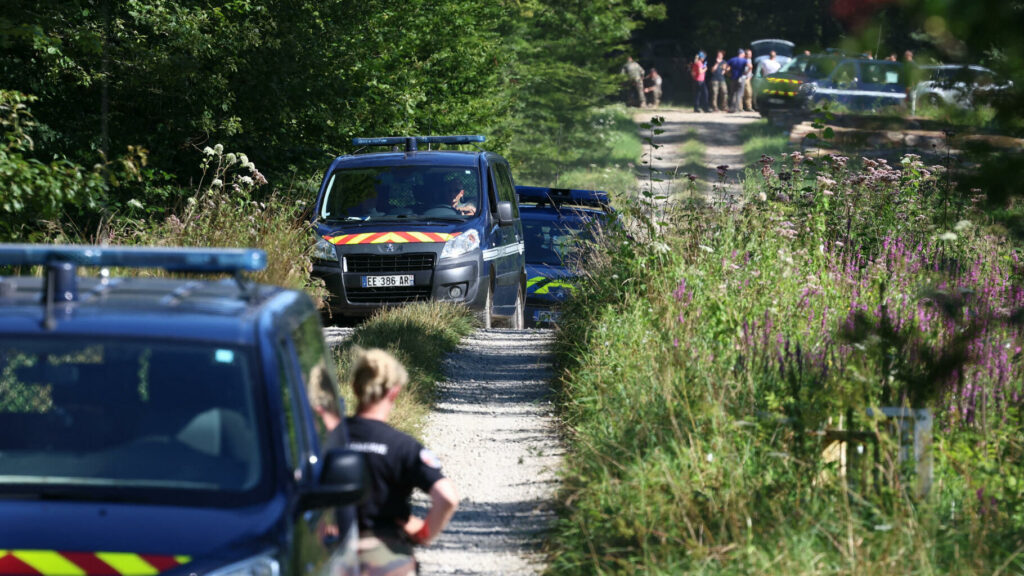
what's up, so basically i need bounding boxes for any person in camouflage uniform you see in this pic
[622,56,646,107]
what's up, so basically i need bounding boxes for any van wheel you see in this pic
[511,282,525,330]
[478,283,493,330]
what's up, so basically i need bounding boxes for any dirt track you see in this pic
[633,106,760,195]
[413,329,562,575]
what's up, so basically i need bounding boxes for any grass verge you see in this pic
[740,119,791,165]
[547,148,1024,574]
[331,301,475,438]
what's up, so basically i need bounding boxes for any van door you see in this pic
[488,161,524,314]
[855,61,905,110]
[275,312,358,576]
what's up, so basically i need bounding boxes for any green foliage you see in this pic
[332,302,475,439]
[0,90,107,241]
[548,145,1024,573]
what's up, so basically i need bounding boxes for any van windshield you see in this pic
[0,338,267,504]
[320,166,481,222]
[522,216,595,266]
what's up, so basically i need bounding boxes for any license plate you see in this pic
[768,97,786,104]
[361,275,414,288]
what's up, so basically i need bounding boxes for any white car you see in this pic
[912,64,1013,112]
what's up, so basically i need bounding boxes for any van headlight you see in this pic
[313,236,338,262]
[205,554,279,576]
[440,230,480,260]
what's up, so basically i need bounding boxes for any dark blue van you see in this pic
[798,58,907,112]
[0,245,365,576]
[517,186,613,327]
[310,135,526,329]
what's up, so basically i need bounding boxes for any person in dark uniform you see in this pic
[325,348,459,576]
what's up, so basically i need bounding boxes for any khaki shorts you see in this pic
[357,532,417,576]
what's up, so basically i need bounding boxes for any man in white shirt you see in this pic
[758,50,782,77]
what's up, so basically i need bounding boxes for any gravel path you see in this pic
[415,328,562,575]
[633,106,760,196]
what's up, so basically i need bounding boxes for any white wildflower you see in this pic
[239,176,254,186]
[225,153,237,164]
[211,178,223,188]
[213,143,224,154]
[203,146,215,156]
[757,192,767,202]
[706,453,714,463]
[938,231,958,242]
[954,220,972,233]
[126,198,144,210]
[699,244,714,253]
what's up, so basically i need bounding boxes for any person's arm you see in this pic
[403,478,459,545]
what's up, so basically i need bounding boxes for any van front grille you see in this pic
[345,253,435,273]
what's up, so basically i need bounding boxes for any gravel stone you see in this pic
[415,328,563,575]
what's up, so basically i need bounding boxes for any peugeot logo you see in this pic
[384,243,397,253]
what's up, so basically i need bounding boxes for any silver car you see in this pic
[911,64,1013,112]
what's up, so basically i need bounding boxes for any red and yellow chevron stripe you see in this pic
[0,550,190,576]
[325,231,461,245]
[767,78,802,85]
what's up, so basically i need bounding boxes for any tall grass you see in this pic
[548,149,1024,573]
[332,301,475,439]
[741,119,790,165]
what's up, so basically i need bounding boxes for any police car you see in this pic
[0,245,365,576]
[311,135,526,329]
[516,186,612,326]
[797,57,906,112]
[755,52,843,116]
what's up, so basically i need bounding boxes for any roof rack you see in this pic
[515,185,610,208]
[0,244,267,330]
[351,135,486,153]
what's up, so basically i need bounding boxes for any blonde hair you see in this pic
[307,362,339,414]
[351,348,408,409]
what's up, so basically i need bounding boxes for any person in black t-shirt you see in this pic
[325,348,459,576]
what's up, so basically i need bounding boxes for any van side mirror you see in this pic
[298,448,368,510]
[496,201,516,226]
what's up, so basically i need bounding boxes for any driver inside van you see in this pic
[444,179,477,216]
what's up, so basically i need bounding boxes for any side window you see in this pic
[834,63,855,85]
[274,340,304,480]
[291,314,341,444]
[487,166,500,216]
[495,163,520,218]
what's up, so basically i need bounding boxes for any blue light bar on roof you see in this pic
[515,185,610,207]
[0,244,267,272]
[352,135,486,151]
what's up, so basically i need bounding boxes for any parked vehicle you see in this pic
[797,57,906,112]
[0,244,366,576]
[754,52,844,116]
[911,64,1013,112]
[516,186,613,326]
[311,135,527,329]
[751,38,795,69]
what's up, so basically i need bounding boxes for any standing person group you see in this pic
[621,55,663,109]
[726,48,753,113]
